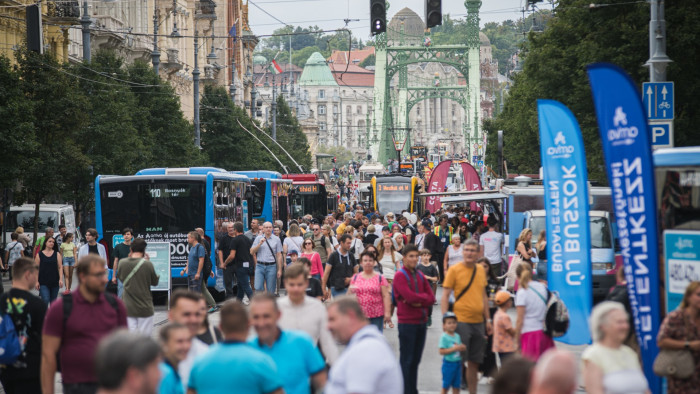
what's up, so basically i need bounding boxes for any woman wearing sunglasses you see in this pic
[301,239,324,281]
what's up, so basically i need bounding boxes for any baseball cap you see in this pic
[494,291,513,306]
[442,311,457,323]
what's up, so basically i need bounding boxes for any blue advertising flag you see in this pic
[537,99,592,345]
[586,63,662,393]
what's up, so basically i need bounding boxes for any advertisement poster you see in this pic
[664,231,700,312]
[145,242,171,292]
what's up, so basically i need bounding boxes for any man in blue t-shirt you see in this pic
[188,301,283,394]
[248,293,327,394]
[182,231,206,294]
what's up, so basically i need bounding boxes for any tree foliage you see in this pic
[484,0,700,184]
[271,95,312,172]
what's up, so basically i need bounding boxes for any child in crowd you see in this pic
[493,291,517,367]
[417,249,439,326]
[439,312,466,394]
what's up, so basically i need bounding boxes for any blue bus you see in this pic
[654,146,700,313]
[231,171,292,228]
[95,167,251,288]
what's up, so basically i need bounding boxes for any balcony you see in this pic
[194,0,217,20]
[46,0,80,24]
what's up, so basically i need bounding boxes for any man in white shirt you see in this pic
[168,289,210,392]
[250,222,284,294]
[478,217,505,274]
[278,263,339,364]
[78,228,107,266]
[326,296,402,394]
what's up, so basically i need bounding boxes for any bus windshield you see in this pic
[529,215,612,249]
[7,211,59,231]
[100,181,206,234]
[376,183,411,214]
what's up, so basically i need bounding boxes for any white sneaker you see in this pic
[242,299,250,306]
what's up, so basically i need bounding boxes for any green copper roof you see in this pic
[253,55,267,65]
[298,52,338,86]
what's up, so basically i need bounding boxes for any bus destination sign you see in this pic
[297,185,319,194]
[378,184,410,192]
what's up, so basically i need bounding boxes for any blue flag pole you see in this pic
[586,63,662,394]
[537,99,592,345]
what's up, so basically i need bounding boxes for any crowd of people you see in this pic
[1,202,699,394]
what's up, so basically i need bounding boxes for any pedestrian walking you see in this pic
[326,296,403,394]
[249,294,327,394]
[219,222,254,302]
[311,223,333,263]
[167,290,209,392]
[479,257,500,379]
[187,301,284,394]
[440,239,492,394]
[582,301,648,394]
[278,262,339,364]
[94,330,161,394]
[35,236,63,304]
[444,234,464,274]
[251,222,284,294]
[439,312,467,394]
[479,217,504,275]
[244,219,261,242]
[116,239,160,335]
[656,280,700,394]
[59,232,77,294]
[392,244,435,394]
[322,234,358,299]
[348,251,391,332]
[217,222,236,299]
[195,297,222,345]
[4,232,24,282]
[14,227,31,252]
[300,238,324,281]
[492,291,516,368]
[41,255,127,394]
[111,227,133,298]
[295,258,323,299]
[377,236,402,282]
[33,227,57,257]
[534,230,547,282]
[283,223,304,261]
[182,231,206,294]
[514,263,554,361]
[194,228,216,311]
[0,257,47,394]
[78,228,108,263]
[158,322,191,394]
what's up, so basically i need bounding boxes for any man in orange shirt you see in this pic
[440,239,492,394]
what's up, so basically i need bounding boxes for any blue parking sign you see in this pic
[642,82,674,120]
[649,120,673,149]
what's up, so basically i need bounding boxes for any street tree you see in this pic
[270,95,312,172]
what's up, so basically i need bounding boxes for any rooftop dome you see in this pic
[253,55,267,65]
[298,52,338,86]
[388,7,425,45]
[479,32,491,46]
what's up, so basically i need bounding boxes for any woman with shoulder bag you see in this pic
[514,263,554,361]
[657,281,700,393]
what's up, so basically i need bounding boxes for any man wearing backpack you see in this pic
[41,254,127,394]
[4,232,24,282]
[392,244,436,394]
[440,239,492,394]
[0,257,46,394]
[115,238,159,335]
[311,223,333,264]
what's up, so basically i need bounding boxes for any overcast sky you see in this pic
[247,0,551,40]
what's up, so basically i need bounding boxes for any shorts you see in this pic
[456,322,486,363]
[63,257,76,267]
[441,359,462,389]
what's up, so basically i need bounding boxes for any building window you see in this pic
[319,122,326,131]
[416,106,421,116]
[346,105,352,116]
[318,90,325,99]
[319,105,326,115]
[356,106,362,115]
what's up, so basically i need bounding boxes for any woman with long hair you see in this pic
[514,263,554,361]
[516,229,536,267]
[35,237,63,304]
[322,224,339,249]
[283,223,304,260]
[59,232,77,294]
[657,281,700,393]
[348,251,392,332]
[535,230,547,283]
[300,238,324,281]
[377,236,402,281]
[443,234,464,274]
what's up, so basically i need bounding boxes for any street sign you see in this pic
[649,120,674,149]
[477,160,484,166]
[643,82,674,120]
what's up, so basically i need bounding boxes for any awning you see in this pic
[434,192,507,203]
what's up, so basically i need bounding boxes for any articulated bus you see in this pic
[232,171,292,228]
[95,167,251,289]
[654,146,700,313]
[283,174,332,219]
[370,175,422,215]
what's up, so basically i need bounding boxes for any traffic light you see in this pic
[370,0,386,36]
[425,0,442,28]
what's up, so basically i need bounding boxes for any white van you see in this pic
[5,204,82,246]
[523,209,619,299]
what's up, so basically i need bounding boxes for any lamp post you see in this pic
[80,0,91,61]
[152,9,160,75]
[193,29,201,148]
[271,72,277,140]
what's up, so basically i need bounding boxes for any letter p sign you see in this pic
[649,121,673,149]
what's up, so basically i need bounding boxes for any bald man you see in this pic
[529,349,578,394]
